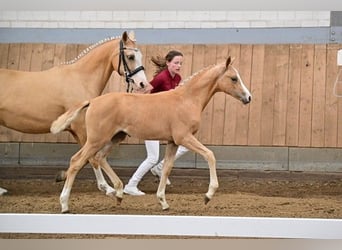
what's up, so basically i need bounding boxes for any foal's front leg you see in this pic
[157,142,178,210]
[182,135,218,204]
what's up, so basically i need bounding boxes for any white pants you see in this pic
[126,140,189,187]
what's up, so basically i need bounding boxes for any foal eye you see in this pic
[231,77,238,82]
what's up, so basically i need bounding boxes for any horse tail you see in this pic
[50,100,90,134]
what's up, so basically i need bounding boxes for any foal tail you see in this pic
[50,100,90,134]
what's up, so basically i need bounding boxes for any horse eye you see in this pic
[127,55,135,60]
[231,77,238,82]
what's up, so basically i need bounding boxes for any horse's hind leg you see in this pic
[98,157,124,205]
[157,141,178,210]
[89,158,116,197]
[70,123,113,197]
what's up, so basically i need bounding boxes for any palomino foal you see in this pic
[51,56,252,213]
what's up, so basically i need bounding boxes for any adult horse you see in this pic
[0,31,149,196]
[51,56,252,213]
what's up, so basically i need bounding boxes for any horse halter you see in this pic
[118,40,145,92]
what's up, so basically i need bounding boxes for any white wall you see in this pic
[0,11,331,29]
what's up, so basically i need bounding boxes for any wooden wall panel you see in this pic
[1,42,342,149]
[298,45,315,147]
[247,45,265,146]
[286,44,302,146]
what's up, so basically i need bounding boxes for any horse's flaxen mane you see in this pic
[62,36,121,65]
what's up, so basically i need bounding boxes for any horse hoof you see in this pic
[204,195,211,204]
[62,210,70,214]
[116,197,123,205]
[55,171,66,182]
[106,191,116,199]
[161,204,170,211]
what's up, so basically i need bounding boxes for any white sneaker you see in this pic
[150,166,171,185]
[0,187,8,195]
[123,185,145,196]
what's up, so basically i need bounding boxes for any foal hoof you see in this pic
[62,210,70,214]
[55,171,66,182]
[116,197,123,206]
[204,195,211,205]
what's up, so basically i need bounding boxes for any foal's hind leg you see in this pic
[93,142,124,205]
[157,141,178,210]
[70,123,114,198]
[89,158,116,197]
[59,144,98,213]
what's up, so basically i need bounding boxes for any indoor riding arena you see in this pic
[0,4,342,241]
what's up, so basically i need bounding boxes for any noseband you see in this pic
[118,40,145,92]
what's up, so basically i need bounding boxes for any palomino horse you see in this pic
[0,31,149,196]
[51,56,252,213]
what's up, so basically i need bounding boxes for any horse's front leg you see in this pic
[181,135,218,204]
[157,142,178,210]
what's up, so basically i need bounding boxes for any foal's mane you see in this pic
[179,63,221,86]
[62,36,121,65]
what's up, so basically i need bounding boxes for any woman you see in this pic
[124,50,189,196]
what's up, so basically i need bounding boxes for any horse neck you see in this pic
[68,40,120,94]
[183,65,222,111]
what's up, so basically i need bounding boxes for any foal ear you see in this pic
[226,56,236,68]
[226,56,232,68]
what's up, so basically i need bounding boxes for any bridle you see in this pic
[118,40,145,92]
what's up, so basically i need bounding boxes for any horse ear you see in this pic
[226,56,231,68]
[122,31,128,42]
[128,31,136,42]
[226,56,236,68]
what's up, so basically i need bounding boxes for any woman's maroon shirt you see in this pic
[150,69,182,93]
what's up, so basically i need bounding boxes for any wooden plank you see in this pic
[65,44,78,65]
[286,44,302,146]
[334,44,342,147]
[7,43,20,70]
[247,44,265,145]
[0,43,9,68]
[235,44,253,145]
[298,44,314,147]
[326,44,341,147]
[222,44,241,145]
[311,44,327,147]
[29,43,44,71]
[41,44,56,70]
[272,45,289,146]
[19,43,33,71]
[53,44,67,66]
[194,45,217,144]
[211,44,229,145]
[260,45,276,146]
